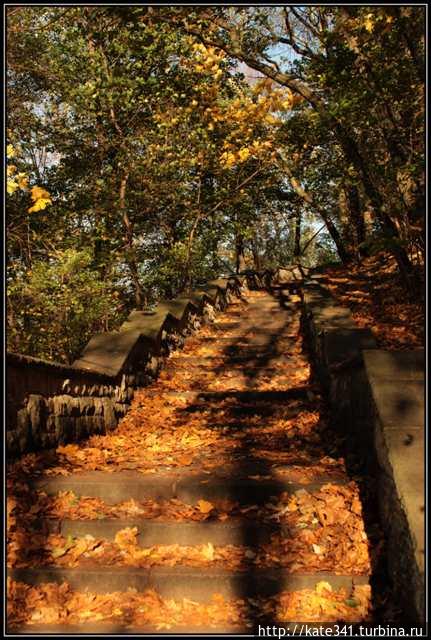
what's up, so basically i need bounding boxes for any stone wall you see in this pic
[363,350,425,625]
[299,277,425,625]
[7,276,246,457]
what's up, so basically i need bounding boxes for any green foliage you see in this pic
[7,249,126,363]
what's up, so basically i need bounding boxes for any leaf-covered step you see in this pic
[8,530,371,575]
[165,353,303,367]
[183,335,300,350]
[33,471,350,504]
[143,389,314,403]
[9,482,371,575]
[46,518,280,547]
[8,568,369,600]
[157,366,311,392]
[7,578,372,632]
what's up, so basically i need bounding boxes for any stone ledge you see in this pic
[7,351,116,382]
[363,349,425,621]
[72,277,243,377]
[301,282,425,625]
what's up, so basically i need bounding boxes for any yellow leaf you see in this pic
[115,526,139,548]
[238,147,250,162]
[133,547,153,560]
[201,542,215,561]
[197,499,214,514]
[315,581,333,595]
[7,144,15,158]
[78,610,97,619]
[17,173,29,189]
[364,14,374,32]
[30,185,51,201]
[28,197,52,213]
[7,179,18,195]
[51,546,69,558]
[265,114,278,125]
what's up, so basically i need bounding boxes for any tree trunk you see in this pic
[293,210,301,259]
[319,208,352,265]
[251,238,262,271]
[333,124,415,279]
[283,165,352,265]
[346,185,366,258]
[119,173,145,309]
[235,234,246,274]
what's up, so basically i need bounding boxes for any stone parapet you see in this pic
[300,280,425,625]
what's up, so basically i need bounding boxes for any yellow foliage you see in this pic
[28,185,52,213]
[220,151,237,168]
[28,198,52,213]
[238,147,250,162]
[364,14,374,32]
[265,114,278,125]
[7,147,51,212]
[17,173,29,189]
[30,185,51,201]
[7,179,19,195]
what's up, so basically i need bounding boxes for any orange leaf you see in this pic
[197,499,214,514]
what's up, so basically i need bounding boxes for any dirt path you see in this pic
[7,287,378,633]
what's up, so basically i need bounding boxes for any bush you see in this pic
[7,249,126,363]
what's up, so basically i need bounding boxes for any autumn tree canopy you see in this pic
[6,6,425,363]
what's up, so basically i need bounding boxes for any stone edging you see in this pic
[299,277,425,626]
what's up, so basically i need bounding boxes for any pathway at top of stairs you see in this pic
[7,288,377,633]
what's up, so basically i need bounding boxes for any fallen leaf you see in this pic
[201,542,215,561]
[197,499,214,514]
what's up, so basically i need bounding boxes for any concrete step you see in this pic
[34,471,348,504]
[178,401,307,418]
[9,566,369,600]
[195,332,298,342]
[157,375,306,393]
[206,324,297,337]
[167,354,301,366]
[46,517,283,546]
[163,362,305,377]
[144,389,310,404]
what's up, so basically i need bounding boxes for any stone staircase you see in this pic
[7,287,374,633]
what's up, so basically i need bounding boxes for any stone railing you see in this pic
[242,268,278,290]
[6,276,246,457]
[298,276,424,626]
